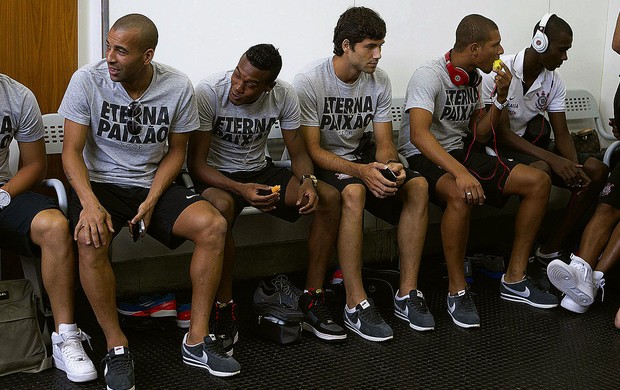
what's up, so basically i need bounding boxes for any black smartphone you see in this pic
[132,220,145,242]
[380,167,397,182]
[257,188,272,196]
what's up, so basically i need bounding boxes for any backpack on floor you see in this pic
[362,268,400,309]
[0,279,53,376]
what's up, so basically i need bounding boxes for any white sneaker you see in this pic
[547,254,595,306]
[560,271,605,313]
[52,323,97,382]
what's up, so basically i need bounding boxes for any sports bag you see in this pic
[0,279,53,376]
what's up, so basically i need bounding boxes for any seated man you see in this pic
[480,13,608,269]
[294,7,432,341]
[547,120,620,313]
[59,14,239,389]
[187,43,342,346]
[399,14,558,329]
[0,73,96,383]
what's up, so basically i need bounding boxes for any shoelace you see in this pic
[596,277,606,302]
[357,303,384,325]
[408,294,430,314]
[204,337,231,359]
[572,261,592,282]
[103,352,132,377]
[455,291,476,311]
[272,275,302,302]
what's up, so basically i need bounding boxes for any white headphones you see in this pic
[532,13,554,53]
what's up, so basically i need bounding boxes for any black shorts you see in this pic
[315,160,422,226]
[600,164,620,209]
[494,146,590,188]
[407,149,518,208]
[69,182,206,249]
[195,164,302,223]
[0,192,59,257]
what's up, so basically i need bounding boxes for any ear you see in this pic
[469,42,480,57]
[342,39,351,53]
[143,48,155,65]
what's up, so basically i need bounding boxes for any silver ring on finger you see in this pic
[466,192,472,196]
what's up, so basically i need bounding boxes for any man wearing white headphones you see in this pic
[399,14,557,329]
[481,14,608,278]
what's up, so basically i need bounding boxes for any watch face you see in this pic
[0,191,9,207]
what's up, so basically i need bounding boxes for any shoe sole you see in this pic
[176,319,190,329]
[500,293,558,309]
[53,356,98,382]
[343,320,393,342]
[393,310,434,331]
[107,386,134,390]
[302,322,347,341]
[547,263,594,306]
[116,308,177,317]
[447,310,480,328]
[182,356,240,377]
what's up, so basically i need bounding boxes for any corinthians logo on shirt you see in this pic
[320,96,374,134]
[0,116,14,148]
[440,88,478,121]
[96,101,170,143]
[213,116,277,146]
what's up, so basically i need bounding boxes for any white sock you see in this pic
[58,323,77,334]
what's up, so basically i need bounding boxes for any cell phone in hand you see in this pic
[132,219,145,242]
[380,167,397,182]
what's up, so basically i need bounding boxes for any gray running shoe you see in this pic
[447,290,480,328]
[253,275,302,310]
[500,274,558,309]
[343,298,393,342]
[394,289,435,331]
[102,346,134,390]
[181,333,240,378]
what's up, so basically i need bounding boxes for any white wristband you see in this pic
[493,98,507,110]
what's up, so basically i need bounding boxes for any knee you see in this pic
[341,185,366,213]
[584,158,609,186]
[403,177,428,203]
[193,208,228,244]
[33,209,70,238]
[208,194,236,225]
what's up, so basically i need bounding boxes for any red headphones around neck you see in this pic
[445,51,481,88]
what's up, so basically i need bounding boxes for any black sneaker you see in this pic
[527,256,552,292]
[298,289,346,342]
[343,298,393,342]
[500,274,559,309]
[181,333,240,377]
[211,302,239,356]
[101,346,135,390]
[393,289,435,331]
[447,290,480,328]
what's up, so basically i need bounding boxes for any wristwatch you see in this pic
[493,97,509,110]
[0,189,11,210]
[300,174,318,188]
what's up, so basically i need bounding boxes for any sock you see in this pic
[58,323,77,334]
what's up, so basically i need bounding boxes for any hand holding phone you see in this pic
[380,167,397,182]
[131,219,145,242]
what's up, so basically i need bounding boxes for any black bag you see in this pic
[0,279,52,376]
[362,268,400,309]
[252,303,304,345]
[523,114,552,148]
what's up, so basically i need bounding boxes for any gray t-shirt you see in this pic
[293,57,392,161]
[398,57,483,158]
[0,74,44,184]
[59,59,199,188]
[195,71,300,172]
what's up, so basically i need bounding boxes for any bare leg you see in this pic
[502,164,551,282]
[541,158,608,253]
[337,184,367,308]
[578,203,620,270]
[396,177,428,295]
[173,201,227,346]
[434,174,472,295]
[30,209,76,332]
